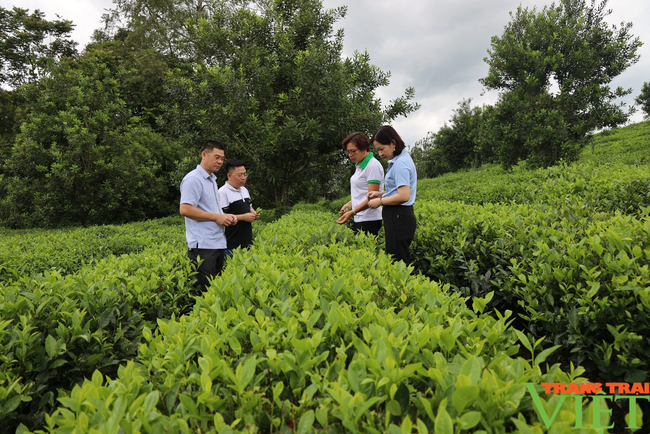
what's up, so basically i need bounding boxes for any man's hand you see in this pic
[215,213,237,226]
[238,212,258,223]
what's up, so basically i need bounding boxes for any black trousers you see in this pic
[188,248,225,291]
[353,219,382,236]
[382,205,416,264]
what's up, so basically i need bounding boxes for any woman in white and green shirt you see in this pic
[336,132,385,235]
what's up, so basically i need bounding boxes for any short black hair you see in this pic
[225,159,245,174]
[202,140,225,153]
[371,125,405,156]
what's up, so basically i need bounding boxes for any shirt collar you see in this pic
[196,164,215,181]
[225,181,241,192]
[355,153,374,169]
[389,151,408,165]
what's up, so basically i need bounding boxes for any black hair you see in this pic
[202,140,225,153]
[371,125,405,156]
[225,159,245,174]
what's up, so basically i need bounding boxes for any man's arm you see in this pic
[234,206,259,222]
[180,203,237,226]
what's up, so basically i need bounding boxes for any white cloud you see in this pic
[12,0,114,48]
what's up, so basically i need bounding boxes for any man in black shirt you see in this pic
[218,160,260,256]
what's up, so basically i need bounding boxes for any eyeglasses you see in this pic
[233,172,248,178]
[346,148,359,155]
[207,153,225,162]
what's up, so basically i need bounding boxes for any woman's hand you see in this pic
[368,198,381,209]
[336,210,354,225]
[367,191,383,200]
[339,202,351,215]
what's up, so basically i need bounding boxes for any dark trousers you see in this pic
[188,248,225,291]
[353,219,382,236]
[382,205,416,264]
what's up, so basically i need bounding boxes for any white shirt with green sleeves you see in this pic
[351,154,384,223]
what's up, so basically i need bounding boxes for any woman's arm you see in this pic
[368,186,410,208]
[336,183,380,224]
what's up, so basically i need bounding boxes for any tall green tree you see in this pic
[481,0,642,168]
[99,0,251,61]
[0,45,183,228]
[636,82,650,119]
[412,100,496,179]
[105,0,419,207]
[433,99,490,171]
[0,7,78,162]
[0,6,77,89]
[86,34,178,130]
[410,133,450,179]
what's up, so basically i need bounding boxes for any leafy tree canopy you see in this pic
[103,0,419,207]
[481,0,641,168]
[1,0,419,227]
[636,82,650,119]
[0,6,77,89]
[0,44,183,228]
[411,99,499,179]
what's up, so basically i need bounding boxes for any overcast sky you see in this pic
[8,0,649,146]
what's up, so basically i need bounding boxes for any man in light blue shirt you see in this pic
[180,140,237,291]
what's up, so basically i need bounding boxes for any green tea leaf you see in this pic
[534,345,561,365]
[459,411,482,429]
[45,335,57,359]
[435,400,453,434]
[347,361,366,393]
[387,399,402,416]
[513,329,533,354]
[453,386,479,413]
[297,410,315,434]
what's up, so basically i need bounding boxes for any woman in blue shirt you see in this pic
[367,125,417,264]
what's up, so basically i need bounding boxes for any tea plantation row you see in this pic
[0,217,185,284]
[33,211,600,433]
[3,122,649,432]
[411,201,650,384]
[1,218,197,431]
[417,122,650,214]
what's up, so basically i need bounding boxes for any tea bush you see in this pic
[580,121,650,166]
[416,120,650,212]
[39,211,593,433]
[411,200,650,383]
[0,241,195,431]
[417,161,650,216]
[0,216,185,284]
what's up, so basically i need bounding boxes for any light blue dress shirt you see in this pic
[180,165,227,249]
[384,151,417,206]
